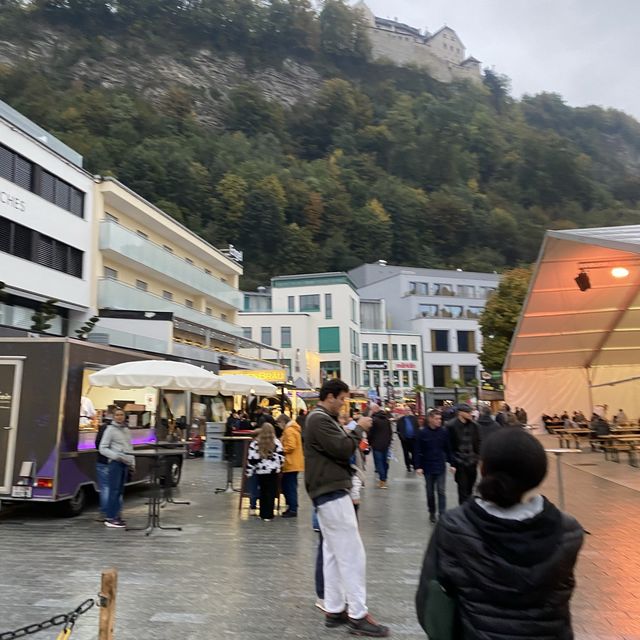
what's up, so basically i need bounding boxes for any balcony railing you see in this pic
[99,220,243,310]
[416,310,483,320]
[98,278,243,337]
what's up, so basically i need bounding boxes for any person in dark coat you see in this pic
[396,409,419,471]
[447,403,481,504]
[414,409,453,524]
[477,406,501,440]
[416,427,584,640]
[368,404,393,489]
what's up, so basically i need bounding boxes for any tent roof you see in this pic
[505,225,640,372]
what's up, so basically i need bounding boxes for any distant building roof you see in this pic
[462,56,481,65]
[374,16,422,37]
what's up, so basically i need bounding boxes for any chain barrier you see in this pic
[0,598,97,640]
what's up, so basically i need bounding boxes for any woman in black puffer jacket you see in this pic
[416,428,584,640]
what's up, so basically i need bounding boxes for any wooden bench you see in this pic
[602,443,639,466]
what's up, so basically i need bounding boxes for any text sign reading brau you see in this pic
[0,190,26,212]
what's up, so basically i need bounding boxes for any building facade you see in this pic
[355,1,482,83]
[0,100,94,334]
[350,263,500,405]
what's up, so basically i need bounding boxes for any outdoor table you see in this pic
[545,448,581,510]
[127,448,187,535]
[214,437,252,494]
[555,429,591,449]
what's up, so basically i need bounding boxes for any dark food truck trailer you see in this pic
[0,338,183,516]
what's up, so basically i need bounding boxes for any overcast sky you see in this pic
[363,0,640,120]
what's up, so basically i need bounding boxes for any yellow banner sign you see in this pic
[220,369,286,382]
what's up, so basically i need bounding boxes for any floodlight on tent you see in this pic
[611,267,630,278]
[575,271,591,292]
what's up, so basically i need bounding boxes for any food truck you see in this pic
[0,338,184,516]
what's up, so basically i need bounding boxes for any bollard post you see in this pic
[98,568,118,640]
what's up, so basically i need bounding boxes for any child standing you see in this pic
[246,424,284,521]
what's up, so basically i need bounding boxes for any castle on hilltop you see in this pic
[355,2,481,84]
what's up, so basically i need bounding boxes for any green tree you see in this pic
[479,267,532,371]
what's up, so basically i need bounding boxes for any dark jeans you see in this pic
[96,462,110,515]
[257,472,278,520]
[373,448,389,481]
[106,461,128,520]
[315,529,324,599]
[455,464,477,505]
[248,474,259,509]
[425,472,446,515]
[399,437,415,470]
[282,471,299,513]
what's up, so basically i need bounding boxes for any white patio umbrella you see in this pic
[217,375,277,397]
[88,360,221,391]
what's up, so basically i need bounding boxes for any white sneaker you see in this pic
[315,598,327,612]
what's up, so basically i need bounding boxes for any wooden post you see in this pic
[98,568,118,640]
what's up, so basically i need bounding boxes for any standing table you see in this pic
[127,447,187,535]
[545,448,581,510]
[215,436,252,494]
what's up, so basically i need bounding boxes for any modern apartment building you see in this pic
[239,273,362,388]
[0,100,94,334]
[350,263,500,405]
[93,177,278,371]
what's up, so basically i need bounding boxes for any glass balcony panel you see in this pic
[98,278,243,337]
[99,220,242,310]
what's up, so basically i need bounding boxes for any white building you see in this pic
[0,100,94,333]
[239,273,362,388]
[350,263,500,405]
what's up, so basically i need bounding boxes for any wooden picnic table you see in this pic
[555,429,592,449]
[595,434,640,465]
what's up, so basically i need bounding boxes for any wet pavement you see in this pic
[1,437,640,640]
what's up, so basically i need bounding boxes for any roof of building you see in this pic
[348,263,501,288]
[374,16,422,37]
[427,25,459,40]
[271,272,357,291]
[462,56,481,65]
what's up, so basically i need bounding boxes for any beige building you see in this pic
[91,177,278,371]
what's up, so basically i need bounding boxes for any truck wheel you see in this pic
[58,486,87,517]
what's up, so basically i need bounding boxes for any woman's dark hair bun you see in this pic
[478,428,547,508]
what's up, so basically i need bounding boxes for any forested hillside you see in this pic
[2,0,640,288]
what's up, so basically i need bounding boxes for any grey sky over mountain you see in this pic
[363,0,640,120]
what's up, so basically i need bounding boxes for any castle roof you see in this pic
[461,56,481,65]
[374,16,422,37]
[427,25,459,40]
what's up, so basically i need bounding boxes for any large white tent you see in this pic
[504,225,640,425]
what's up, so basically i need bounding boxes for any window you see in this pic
[372,343,379,359]
[457,330,476,353]
[480,287,496,299]
[221,313,227,321]
[350,298,357,323]
[371,370,379,387]
[163,245,173,253]
[281,326,292,348]
[36,169,84,217]
[261,327,272,346]
[402,371,410,387]
[135,279,148,291]
[162,290,173,301]
[319,327,340,353]
[362,343,369,359]
[288,296,295,312]
[382,344,388,360]
[206,307,213,316]
[467,307,483,319]
[457,284,475,297]
[350,329,359,356]
[461,366,477,385]
[410,371,417,387]
[392,344,398,360]
[401,344,408,360]
[320,361,341,380]
[392,371,400,386]
[242,327,252,340]
[325,293,333,319]
[104,266,118,280]
[185,299,194,308]
[442,305,463,318]
[431,330,449,352]
[411,345,418,361]
[432,365,452,387]
[300,294,320,312]
[363,370,371,387]
[204,268,212,275]
[105,213,118,223]
[136,230,148,239]
[409,282,429,295]
[433,283,454,296]
[185,257,193,265]
[419,304,439,318]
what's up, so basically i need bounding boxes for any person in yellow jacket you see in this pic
[279,414,304,518]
